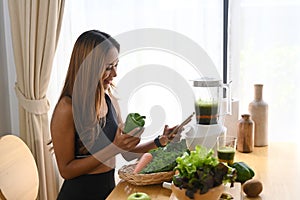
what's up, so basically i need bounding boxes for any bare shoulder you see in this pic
[52,96,73,118]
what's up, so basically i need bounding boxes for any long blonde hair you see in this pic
[59,30,120,154]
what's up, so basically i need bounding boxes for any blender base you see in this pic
[183,124,227,153]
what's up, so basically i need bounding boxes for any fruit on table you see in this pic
[124,113,146,134]
[242,179,263,197]
[231,161,255,183]
[127,192,151,200]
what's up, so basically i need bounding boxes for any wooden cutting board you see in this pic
[169,183,243,200]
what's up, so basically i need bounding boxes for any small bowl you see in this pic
[171,183,224,200]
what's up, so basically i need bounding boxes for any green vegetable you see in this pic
[124,113,146,134]
[175,146,218,179]
[140,139,187,174]
[231,161,255,183]
[173,145,236,199]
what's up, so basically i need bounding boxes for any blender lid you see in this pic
[192,77,222,87]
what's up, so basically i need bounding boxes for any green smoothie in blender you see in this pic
[195,99,218,125]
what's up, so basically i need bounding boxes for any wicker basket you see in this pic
[118,163,175,185]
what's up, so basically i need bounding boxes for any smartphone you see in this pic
[168,112,195,136]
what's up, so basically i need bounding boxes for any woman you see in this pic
[50,30,179,200]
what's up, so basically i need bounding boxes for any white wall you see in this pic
[0,0,19,136]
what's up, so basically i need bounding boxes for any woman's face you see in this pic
[102,47,119,90]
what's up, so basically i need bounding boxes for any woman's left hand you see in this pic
[159,125,183,146]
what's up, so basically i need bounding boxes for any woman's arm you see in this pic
[121,125,180,161]
[51,97,140,179]
[132,125,178,152]
[109,95,180,160]
[51,97,101,179]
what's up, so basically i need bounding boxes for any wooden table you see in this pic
[107,142,300,200]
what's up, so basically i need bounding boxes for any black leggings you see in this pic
[57,169,115,200]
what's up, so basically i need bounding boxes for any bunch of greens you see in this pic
[140,139,188,174]
[173,145,236,199]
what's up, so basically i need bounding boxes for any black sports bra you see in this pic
[74,94,118,157]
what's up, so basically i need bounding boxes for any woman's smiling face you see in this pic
[102,47,119,90]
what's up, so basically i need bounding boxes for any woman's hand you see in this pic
[113,125,144,152]
[159,124,183,146]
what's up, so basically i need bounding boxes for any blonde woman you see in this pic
[50,30,178,200]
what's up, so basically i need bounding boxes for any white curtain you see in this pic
[8,0,65,199]
[229,0,300,142]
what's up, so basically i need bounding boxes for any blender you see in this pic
[184,77,232,151]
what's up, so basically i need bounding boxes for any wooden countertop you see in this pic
[107,181,171,200]
[107,142,300,200]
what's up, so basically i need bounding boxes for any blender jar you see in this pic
[192,77,231,125]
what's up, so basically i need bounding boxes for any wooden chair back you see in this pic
[0,135,39,200]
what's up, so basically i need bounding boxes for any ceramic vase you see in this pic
[248,84,268,146]
[237,114,254,153]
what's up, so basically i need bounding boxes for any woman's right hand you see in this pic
[113,125,144,152]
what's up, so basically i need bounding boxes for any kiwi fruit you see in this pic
[242,179,263,197]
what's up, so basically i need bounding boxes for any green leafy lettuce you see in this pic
[173,145,236,199]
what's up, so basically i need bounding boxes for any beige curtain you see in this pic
[8,0,65,199]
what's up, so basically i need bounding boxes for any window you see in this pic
[48,0,224,135]
[230,0,300,142]
[47,0,225,169]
